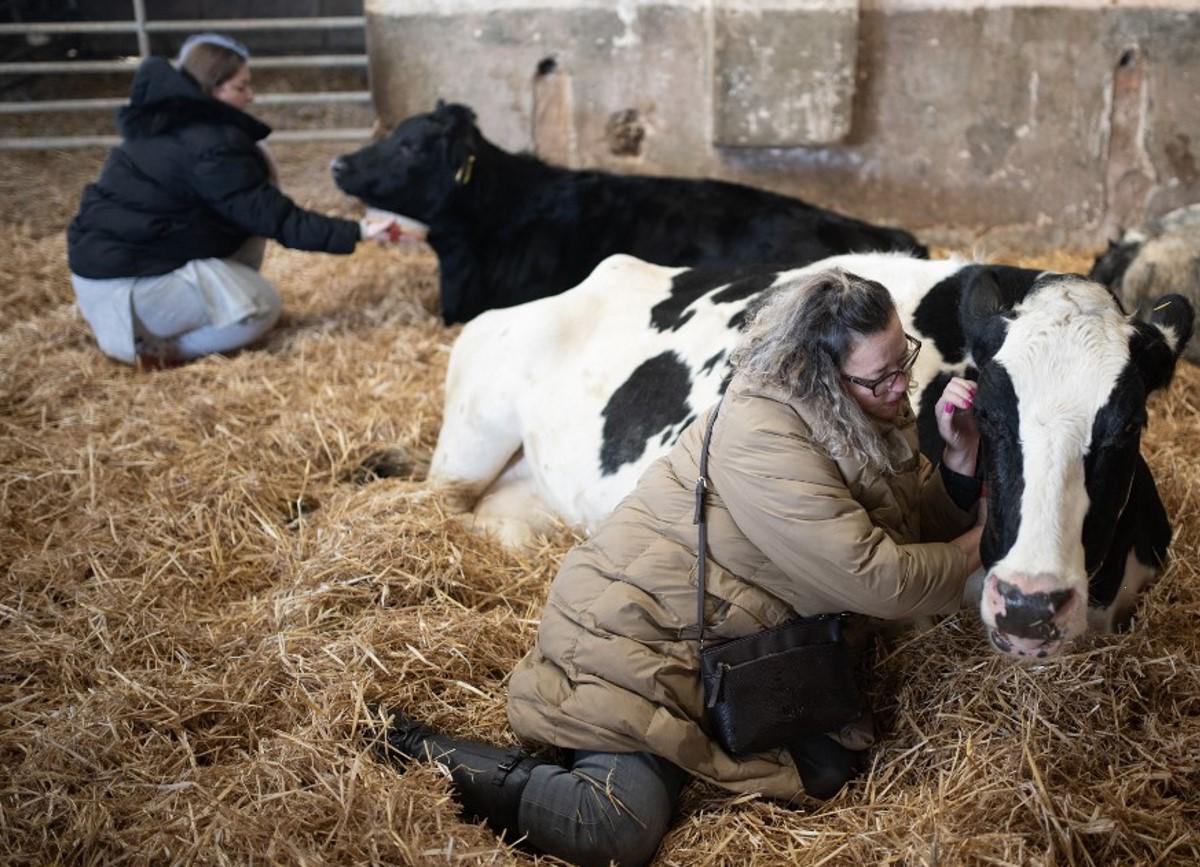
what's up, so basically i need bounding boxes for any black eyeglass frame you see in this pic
[842,334,923,398]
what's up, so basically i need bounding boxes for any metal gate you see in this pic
[0,2,372,149]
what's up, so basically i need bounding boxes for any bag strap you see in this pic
[694,395,725,649]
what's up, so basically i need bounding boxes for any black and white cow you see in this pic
[330,102,926,325]
[429,252,1193,659]
[1091,203,1200,364]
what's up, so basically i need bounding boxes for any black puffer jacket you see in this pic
[68,56,360,279]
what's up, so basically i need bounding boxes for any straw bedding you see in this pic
[1,143,1197,867]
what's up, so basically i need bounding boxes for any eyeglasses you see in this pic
[843,334,922,397]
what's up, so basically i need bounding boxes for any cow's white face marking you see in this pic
[982,277,1133,650]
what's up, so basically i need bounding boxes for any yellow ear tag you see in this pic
[454,153,476,185]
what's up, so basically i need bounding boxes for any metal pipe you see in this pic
[130,0,149,57]
[0,55,367,74]
[0,127,374,150]
[0,91,373,113]
[0,17,366,35]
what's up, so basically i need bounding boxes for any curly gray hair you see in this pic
[730,267,909,475]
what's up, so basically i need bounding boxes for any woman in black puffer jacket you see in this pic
[68,33,399,366]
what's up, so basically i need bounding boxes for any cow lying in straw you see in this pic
[330,102,926,324]
[1090,203,1200,364]
[424,252,1193,659]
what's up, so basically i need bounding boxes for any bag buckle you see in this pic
[693,476,707,525]
[705,662,729,708]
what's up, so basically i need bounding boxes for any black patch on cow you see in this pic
[711,271,779,306]
[600,352,693,475]
[652,266,779,332]
[971,363,1023,570]
[916,373,955,462]
[912,274,969,364]
[1131,293,1195,393]
[700,350,726,375]
[1085,453,1169,616]
[918,265,1044,366]
[1080,365,1154,608]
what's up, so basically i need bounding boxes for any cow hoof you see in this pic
[347,447,430,485]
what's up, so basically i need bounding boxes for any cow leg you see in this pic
[467,454,560,548]
[428,431,521,515]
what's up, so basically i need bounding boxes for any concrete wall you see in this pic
[365,0,1200,250]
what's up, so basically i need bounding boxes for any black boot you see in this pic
[375,708,550,841]
[787,733,869,801]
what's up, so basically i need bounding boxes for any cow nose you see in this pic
[330,157,348,177]
[990,577,1077,643]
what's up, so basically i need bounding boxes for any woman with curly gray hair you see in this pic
[376,268,983,867]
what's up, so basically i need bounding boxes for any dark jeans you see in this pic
[518,750,689,867]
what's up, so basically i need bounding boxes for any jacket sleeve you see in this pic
[707,400,970,621]
[191,140,360,253]
[918,457,979,543]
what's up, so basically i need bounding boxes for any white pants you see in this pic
[72,239,280,364]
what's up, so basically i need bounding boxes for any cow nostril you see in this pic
[993,580,1076,641]
[330,157,347,176]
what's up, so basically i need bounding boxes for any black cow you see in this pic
[426,252,1194,658]
[331,102,926,324]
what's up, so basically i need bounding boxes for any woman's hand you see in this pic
[952,524,983,575]
[936,376,980,476]
[358,217,404,245]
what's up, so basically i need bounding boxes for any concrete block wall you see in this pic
[365,0,1200,251]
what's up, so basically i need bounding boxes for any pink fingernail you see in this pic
[944,403,954,414]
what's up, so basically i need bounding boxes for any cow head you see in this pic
[961,267,1193,659]
[331,101,482,222]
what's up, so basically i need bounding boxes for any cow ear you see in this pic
[443,106,481,182]
[1131,293,1195,393]
[960,268,1011,365]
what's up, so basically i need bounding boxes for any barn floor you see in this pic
[2,143,1198,866]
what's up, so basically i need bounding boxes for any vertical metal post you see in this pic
[131,0,149,57]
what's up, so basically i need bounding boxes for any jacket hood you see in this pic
[117,56,270,141]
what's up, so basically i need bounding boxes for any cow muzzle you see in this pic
[981,572,1085,659]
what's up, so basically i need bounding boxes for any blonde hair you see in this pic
[730,268,908,475]
[179,39,247,97]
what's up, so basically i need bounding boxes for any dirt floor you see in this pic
[1,140,1198,866]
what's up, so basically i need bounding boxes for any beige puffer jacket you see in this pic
[507,371,975,801]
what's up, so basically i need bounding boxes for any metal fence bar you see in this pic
[0,17,367,35]
[0,127,374,150]
[0,55,367,74]
[131,0,149,57]
[0,91,372,113]
[0,9,372,150]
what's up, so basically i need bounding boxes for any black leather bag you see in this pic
[694,399,864,756]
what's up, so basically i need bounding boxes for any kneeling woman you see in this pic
[379,268,984,867]
[67,33,398,366]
